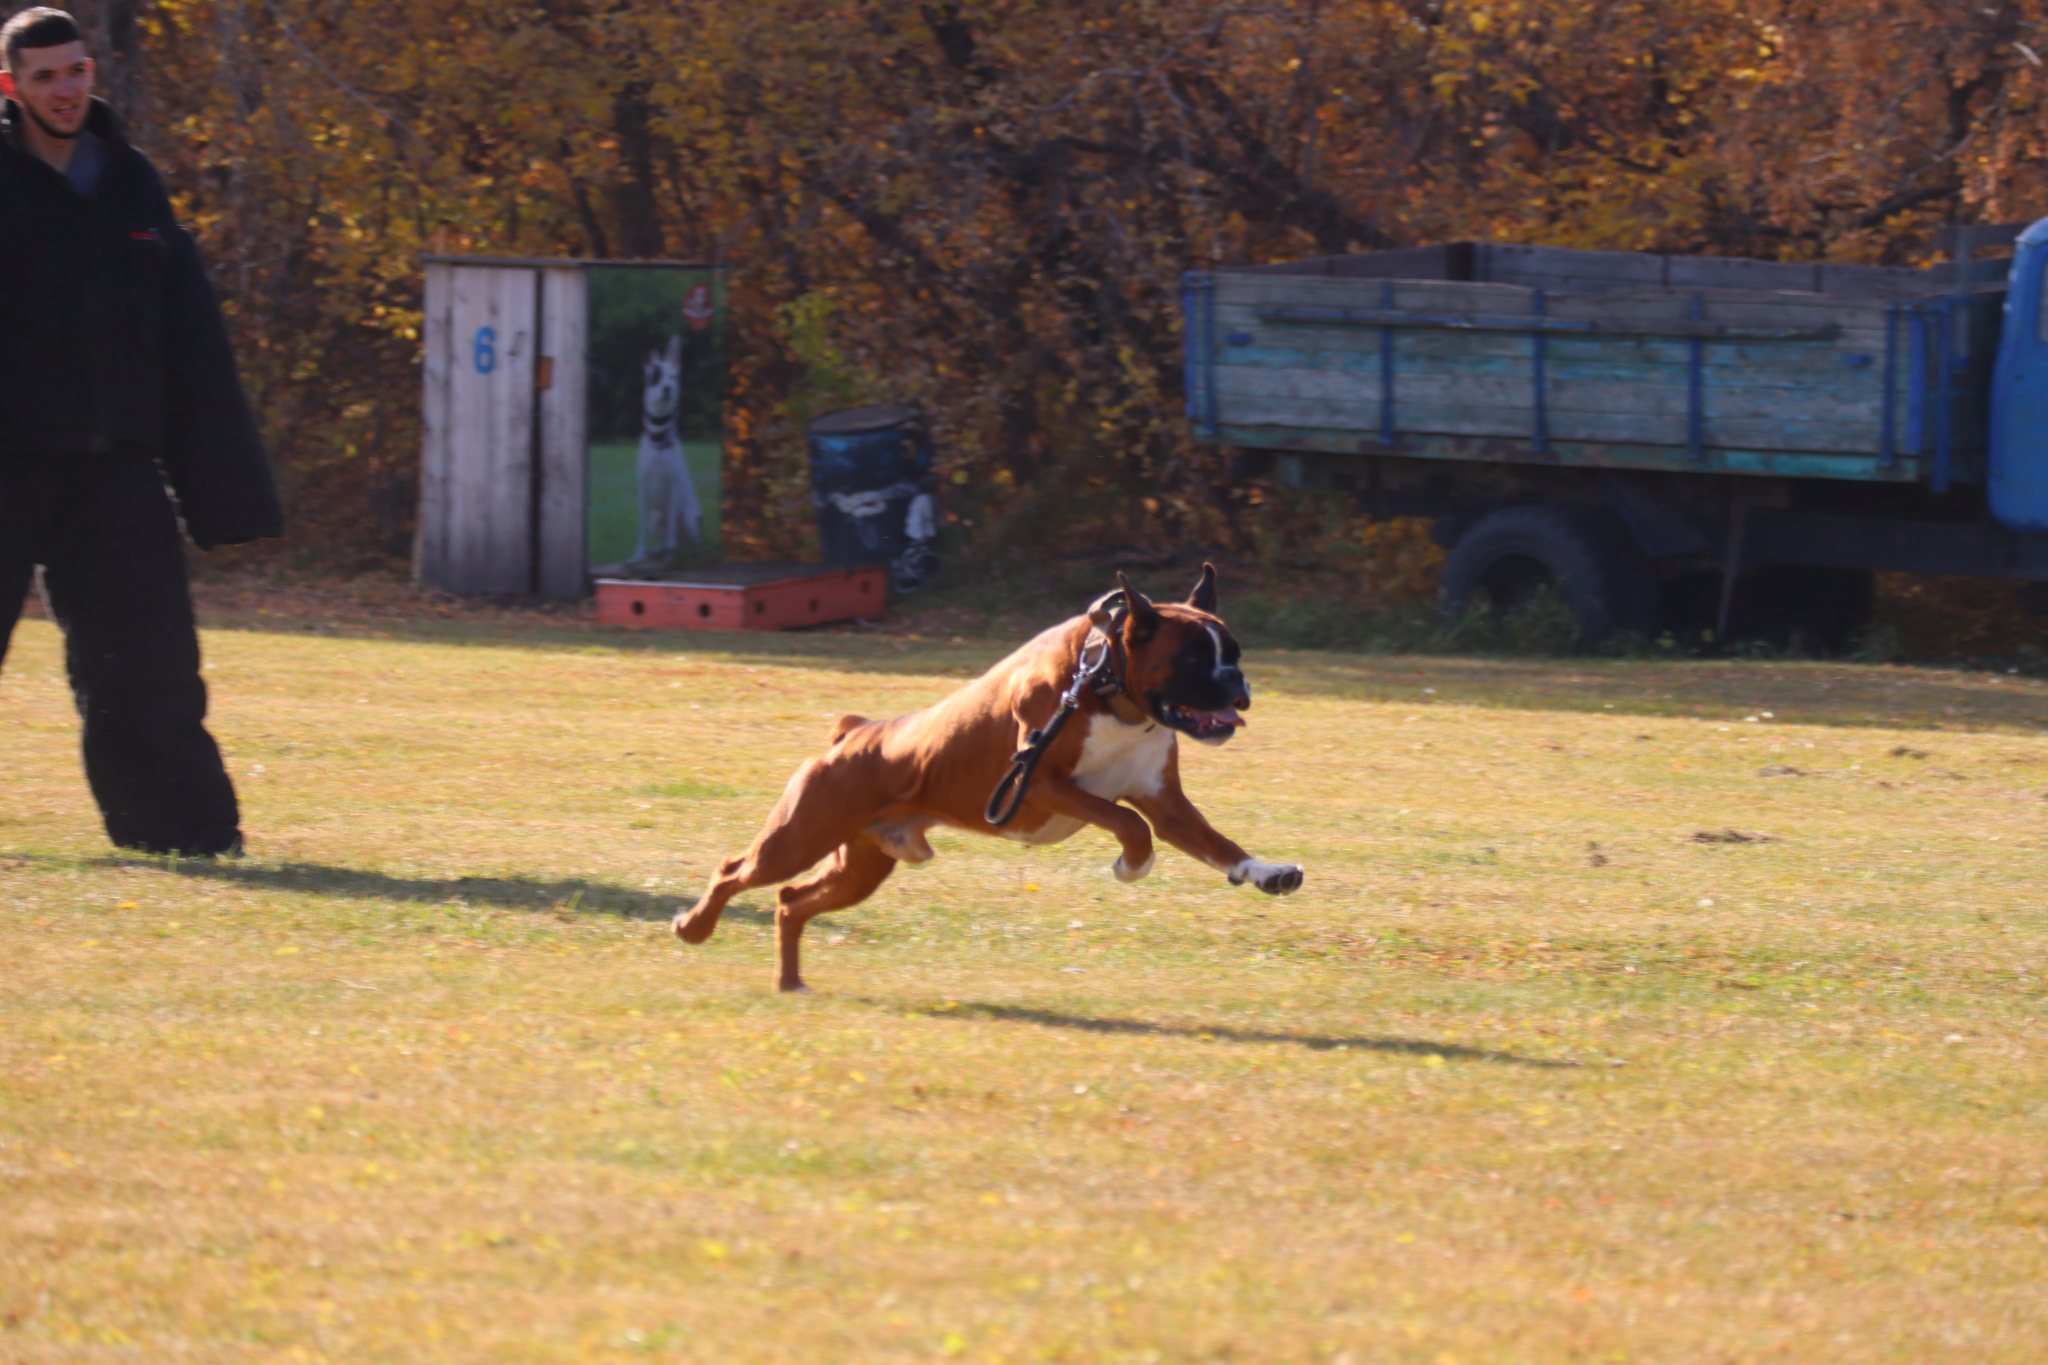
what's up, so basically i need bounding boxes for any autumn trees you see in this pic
[60,0,2048,564]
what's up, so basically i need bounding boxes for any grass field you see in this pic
[3,590,2046,1363]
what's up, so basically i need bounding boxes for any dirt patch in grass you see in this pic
[3,597,2045,1362]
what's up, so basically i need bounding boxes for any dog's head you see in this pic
[641,334,682,423]
[1089,564,1248,746]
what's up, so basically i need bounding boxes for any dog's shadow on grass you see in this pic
[81,854,774,927]
[903,1001,1578,1068]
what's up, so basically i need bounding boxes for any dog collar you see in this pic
[1081,613,1155,728]
[985,611,1154,828]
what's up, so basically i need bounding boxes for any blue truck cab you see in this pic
[1990,217,2048,534]
[1181,226,2048,647]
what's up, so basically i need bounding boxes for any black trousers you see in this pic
[0,453,241,855]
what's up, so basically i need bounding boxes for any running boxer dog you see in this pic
[673,565,1304,991]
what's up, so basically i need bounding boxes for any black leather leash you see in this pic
[984,601,1153,828]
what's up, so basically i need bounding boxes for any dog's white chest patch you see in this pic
[1072,713,1172,801]
[1001,713,1172,846]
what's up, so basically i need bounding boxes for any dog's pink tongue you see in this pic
[1209,706,1246,727]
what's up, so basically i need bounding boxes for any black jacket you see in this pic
[0,99,280,547]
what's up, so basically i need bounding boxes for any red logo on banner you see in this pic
[682,284,714,331]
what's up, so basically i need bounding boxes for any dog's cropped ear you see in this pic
[666,333,682,364]
[1115,571,1161,643]
[1186,562,1218,613]
[1085,586,1126,628]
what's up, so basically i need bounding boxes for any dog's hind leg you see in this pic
[674,823,842,947]
[773,840,896,992]
[673,755,881,946]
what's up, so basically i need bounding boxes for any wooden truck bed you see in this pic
[1183,243,2005,488]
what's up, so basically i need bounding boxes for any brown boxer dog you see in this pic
[673,565,1303,991]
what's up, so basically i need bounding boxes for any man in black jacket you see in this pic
[0,9,281,857]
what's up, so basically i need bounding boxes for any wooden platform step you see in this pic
[594,562,886,631]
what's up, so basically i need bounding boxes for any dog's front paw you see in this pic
[1112,851,1156,883]
[1229,859,1304,896]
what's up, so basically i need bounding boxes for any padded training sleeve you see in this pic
[156,221,282,549]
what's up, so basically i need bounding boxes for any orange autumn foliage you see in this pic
[63,1,2048,630]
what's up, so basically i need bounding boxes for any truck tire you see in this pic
[1439,504,1658,648]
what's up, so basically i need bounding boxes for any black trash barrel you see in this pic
[806,404,940,592]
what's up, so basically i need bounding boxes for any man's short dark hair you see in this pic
[1,8,82,75]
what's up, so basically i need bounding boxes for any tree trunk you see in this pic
[609,82,665,258]
[75,0,144,135]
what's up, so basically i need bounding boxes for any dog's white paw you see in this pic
[1228,859,1304,896]
[1112,851,1156,883]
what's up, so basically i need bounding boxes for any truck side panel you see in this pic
[1191,271,1998,485]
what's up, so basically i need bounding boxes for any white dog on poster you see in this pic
[630,333,701,569]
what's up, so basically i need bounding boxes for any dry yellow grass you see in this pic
[3,605,2046,1363]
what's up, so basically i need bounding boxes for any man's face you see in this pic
[4,41,93,139]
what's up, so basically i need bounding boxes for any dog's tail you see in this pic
[827,714,869,746]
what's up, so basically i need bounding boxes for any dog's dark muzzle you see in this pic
[1215,666,1249,710]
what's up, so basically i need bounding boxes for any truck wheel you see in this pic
[1439,504,1658,648]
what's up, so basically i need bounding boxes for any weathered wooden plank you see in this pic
[1213,301,1897,356]
[1215,275,1536,313]
[1542,332,1893,369]
[416,261,454,587]
[1235,245,1465,280]
[1219,367,1530,408]
[1220,270,1904,325]
[1215,280,1898,339]
[1215,389,1897,454]
[1663,257,1825,292]
[1819,264,1938,297]
[1548,288,1890,329]
[1214,423,1928,485]
[1234,244,1934,299]
[1219,328,1909,378]
[1213,337,1897,383]
[1547,410,1891,452]
[535,266,587,599]
[1551,377,1886,424]
[1216,371,1911,446]
[1217,349,1897,405]
[1215,366,1893,427]
[1221,394,1519,439]
[442,265,537,595]
[1212,292,1900,343]
[1216,336,1895,378]
[1476,243,1667,289]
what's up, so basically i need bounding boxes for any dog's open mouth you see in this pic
[1156,702,1245,741]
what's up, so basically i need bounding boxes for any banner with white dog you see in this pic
[585,265,725,576]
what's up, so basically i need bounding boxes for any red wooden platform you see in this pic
[594,562,886,631]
